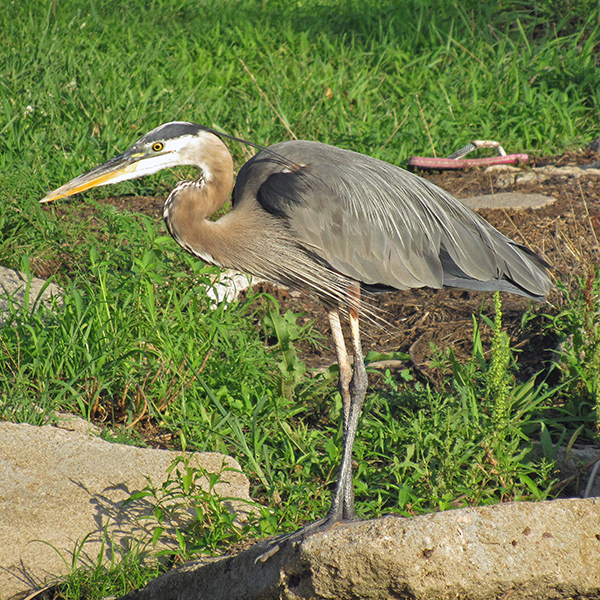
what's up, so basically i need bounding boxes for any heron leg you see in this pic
[256,297,368,562]
[326,308,354,520]
[326,286,368,522]
[329,303,368,521]
[347,306,368,518]
[327,309,352,432]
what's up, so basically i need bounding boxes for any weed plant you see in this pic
[125,457,262,561]
[353,295,557,518]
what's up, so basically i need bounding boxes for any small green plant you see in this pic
[262,300,308,399]
[125,456,264,562]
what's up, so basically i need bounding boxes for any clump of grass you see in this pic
[51,537,165,600]
[356,299,557,515]
[548,265,600,439]
[125,456,266,562]
[0,213,282,440]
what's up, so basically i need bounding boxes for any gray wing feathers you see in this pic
[295,185,444,289]
[256,141,551,300]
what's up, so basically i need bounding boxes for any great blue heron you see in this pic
[41,121,551,543]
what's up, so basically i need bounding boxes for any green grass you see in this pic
[2,0,600,208]
[1,0,600,597]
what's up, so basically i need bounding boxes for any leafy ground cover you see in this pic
[1,0,600,597]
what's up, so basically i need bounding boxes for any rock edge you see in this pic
[119,497,600,600]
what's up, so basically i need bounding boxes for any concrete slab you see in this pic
[461,192,555,211]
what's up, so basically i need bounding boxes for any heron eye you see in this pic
[152,142,164,152]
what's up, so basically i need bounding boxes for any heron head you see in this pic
[40,122,221,203]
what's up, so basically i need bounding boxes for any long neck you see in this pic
[163,133,234,265]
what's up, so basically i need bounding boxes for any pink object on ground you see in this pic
[408,154,529,170]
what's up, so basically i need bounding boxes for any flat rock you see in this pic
[461,192,555,210]
[206,270,263,306]
[495,164,600,188]
[0,422,252,599]
[0,266,63,326]
[120,497,600,600]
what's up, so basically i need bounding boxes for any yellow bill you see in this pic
[40,152,142,203]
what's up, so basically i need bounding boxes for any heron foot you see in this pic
[255,515,358,563]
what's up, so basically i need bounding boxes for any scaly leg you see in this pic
[257,293,368,561]
[328,300,368,521]
[328,308,352,429]
[325,307,354,521]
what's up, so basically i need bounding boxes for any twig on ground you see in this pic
[415,93,436,158]
[239,59,297,140]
